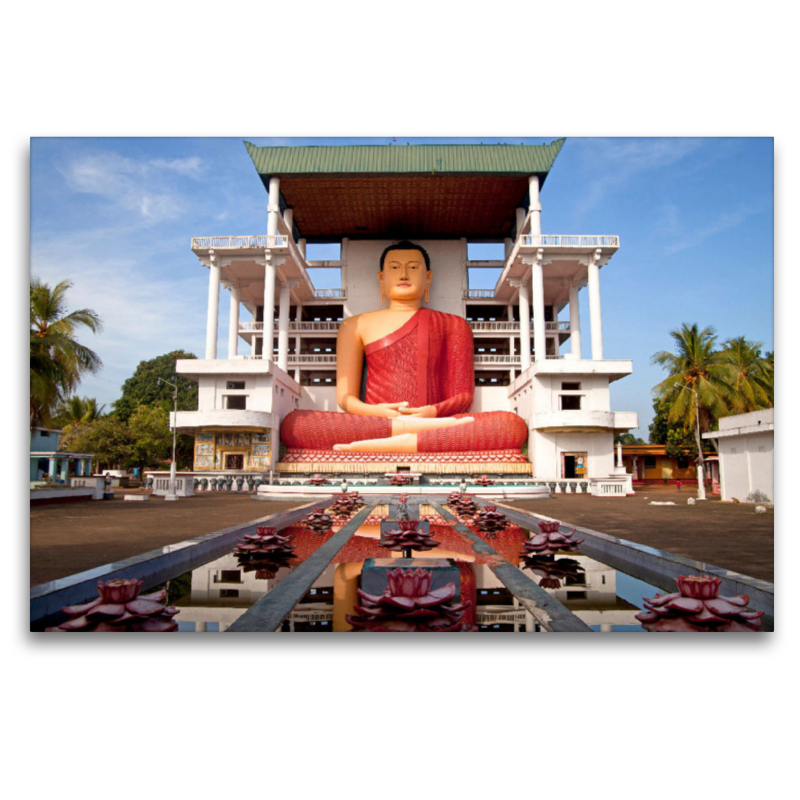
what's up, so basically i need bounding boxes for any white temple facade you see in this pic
[172,140,637,489]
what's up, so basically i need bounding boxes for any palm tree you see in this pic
[30,278,103,427]
[651,323,734,499]
[719,337,773,414]
[53,396,107,428]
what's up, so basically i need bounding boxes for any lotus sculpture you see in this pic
[234,526,297,576]
[521,556,585,589]
[303,507,335,535]
[307,473,330,486]
[388,473,412,486]
[472,505,510,538]
[328,493,359,519]
[520,520,584,557]
[446,492,479,518]
[474,474,494,486]
[381,520,440,553]
[346,568,473,632]
[48,578,179,632]
[635,575,765,632]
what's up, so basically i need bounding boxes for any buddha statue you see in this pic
[280,241,527,453]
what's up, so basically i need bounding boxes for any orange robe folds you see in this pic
[280,309,527,452]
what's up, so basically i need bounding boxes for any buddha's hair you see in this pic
[379,241,431,271]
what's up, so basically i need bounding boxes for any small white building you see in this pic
[171,140,638,488]
[703,408,774,503]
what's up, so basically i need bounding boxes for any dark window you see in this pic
[219,589,240,598]
[226,395,246,410]
[560,395,581,410]
[227,381,245,390]
[644,456,657,469]
[562,382,581,391]
[676,456,689,469]
[215,570,242,584]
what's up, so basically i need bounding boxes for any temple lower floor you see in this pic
[193,429,272,472]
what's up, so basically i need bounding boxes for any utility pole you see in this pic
[159,378,179,502]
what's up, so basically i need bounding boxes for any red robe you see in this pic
[280,308,527,452]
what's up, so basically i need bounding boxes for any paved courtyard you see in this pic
[30,485,774,587]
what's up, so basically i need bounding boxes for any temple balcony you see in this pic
[532,410,638,433]
[172,409,274,432]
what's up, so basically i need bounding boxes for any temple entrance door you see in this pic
[562,452,587,479]
[225,453,244,470]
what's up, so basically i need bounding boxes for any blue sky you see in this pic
[30,136,773,437]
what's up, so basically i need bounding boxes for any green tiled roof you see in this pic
[243,139,566,180]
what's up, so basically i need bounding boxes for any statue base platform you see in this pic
[277,448,531,475]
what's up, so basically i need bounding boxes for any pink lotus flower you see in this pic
[381,520,440,552]
[520,520,584,557]
[307,473,330,486]
[346,568,474,632]
[234,527,296,576]
[49,579,179,632]
[474,475,494,486]
[635,575,764,632]
[389,474,411,485]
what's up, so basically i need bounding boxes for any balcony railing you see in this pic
[545,321,571,332]
[474,354,520,365]
[469,321,519,332]
[240,321,341,334]
[464,289,496,299]
[519,234,620,248]
[191,235,288,249]
[314,289,346,299]
[290,354,337,365]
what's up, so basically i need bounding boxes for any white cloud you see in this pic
[664,201,770,254]
[57,152,203,221]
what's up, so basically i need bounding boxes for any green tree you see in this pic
[127,405,173,472]
[113,350,198,422]
[719,336,773,414]
[614,432,645,445]
[651,323,734,498]
[30,278,103,427]
[59,415,133,471]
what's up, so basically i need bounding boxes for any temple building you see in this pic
[172,140,637,488]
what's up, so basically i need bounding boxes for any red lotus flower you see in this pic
[346,568,474,632]
[520,520,584,557]
[381,520,440,552]
[397,493,409,504]
[447,492,479,518]
[235,527,295,556]
[49,579,179,632]
[303,508,335,535]
[635,575,764,632]
[307,473,330,486]
[473,505,510,538]
[475,475,494,486]
[521,555,585,589]
[389,474,411,485]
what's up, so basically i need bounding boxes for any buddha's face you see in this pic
[379,249,432,302]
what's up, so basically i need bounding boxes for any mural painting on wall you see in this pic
[193,429,271,470]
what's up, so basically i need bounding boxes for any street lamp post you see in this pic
[672,382,706,501]
[158,378,179,502]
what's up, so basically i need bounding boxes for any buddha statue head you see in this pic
[378,240,432,305]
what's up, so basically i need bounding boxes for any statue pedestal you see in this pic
[361,558,460,598]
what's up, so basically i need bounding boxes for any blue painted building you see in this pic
[30,427,94,483]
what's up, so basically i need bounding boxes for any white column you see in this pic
[283,207,293,236]
[298,239,307,259]
[588,250,604,360]
[528,176,542,237]
[267,177,280,238]
[515,207,526,239]
[227,281,240,358]
[569,280,582,359]
[511,278,531,372]
[616,442,623,468]
[278,281,291,371]
[262,254,276,362]
[504,237,513,259]
[205,251,220,359]
[531,252,546,363]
